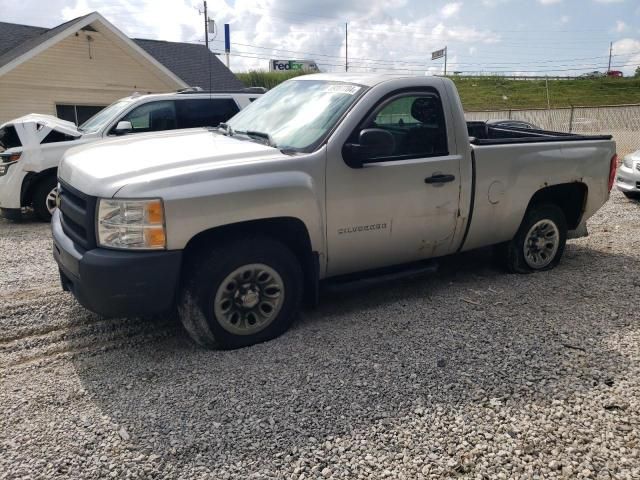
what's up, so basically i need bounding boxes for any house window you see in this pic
[56,104,107,126]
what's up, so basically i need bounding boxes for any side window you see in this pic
[119,101,177,133]
[42,130,79,144]
[364,93,448,160]
[176,98,240,129]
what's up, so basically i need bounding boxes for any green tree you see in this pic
[635,66,640,78]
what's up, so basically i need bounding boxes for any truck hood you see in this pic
[59,128,289,197]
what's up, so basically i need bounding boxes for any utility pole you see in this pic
[607,41,613,73]
[545,75,550,109]
[444,46,448,76]
[345,22,348,72]
[203,1,209,50]
[200,1,212,92]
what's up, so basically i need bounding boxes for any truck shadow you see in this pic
[71,242,639,471]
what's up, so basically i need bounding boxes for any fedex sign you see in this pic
[270,60,319,72]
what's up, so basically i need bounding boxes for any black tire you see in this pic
[503,204,567,274]
[32,175,58,222]
[178,236,303,349]
[622,191,640,200]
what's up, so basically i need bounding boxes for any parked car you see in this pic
[486,119,538,130]
[607,70,623,78]
[579,71,605,79]
[616,150,640,199]
[0,87,264,221]
[52,73,617,349]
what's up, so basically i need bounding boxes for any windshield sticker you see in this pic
[322,84,361,95]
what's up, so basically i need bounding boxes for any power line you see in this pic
[211,39,640,69]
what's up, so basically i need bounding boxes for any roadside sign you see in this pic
[432,48,446,60]
[269,60,319,72]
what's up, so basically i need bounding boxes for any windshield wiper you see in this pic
[245,130,277,148]
[218,122,234,136]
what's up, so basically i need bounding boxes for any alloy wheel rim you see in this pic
[523,219,560,269]
[213,263,285,335]
[46,187,59,215]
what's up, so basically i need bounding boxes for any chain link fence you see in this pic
[465,104,640,156]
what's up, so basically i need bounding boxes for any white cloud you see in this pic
[537,0,562,4]
[594,0,624,3]
[615,20,628,32]
[560,15,570,24]
[481,0,509,6]
[4,0,504,75]
[612,38,640,76]
[441,2,462,18]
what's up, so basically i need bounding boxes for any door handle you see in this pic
[425,174,455,184]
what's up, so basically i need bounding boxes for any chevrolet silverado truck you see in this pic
[52,74,617,349]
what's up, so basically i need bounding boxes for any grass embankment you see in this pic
[452,76,640,111]
[235,70,307,89]
[236,70,640,110]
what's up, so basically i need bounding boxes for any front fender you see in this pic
[114,155,326,257]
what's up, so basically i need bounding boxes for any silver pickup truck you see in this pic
[52,74,617,349]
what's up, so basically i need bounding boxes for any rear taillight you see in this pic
[608,154,618,192]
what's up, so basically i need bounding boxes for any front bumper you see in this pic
[52,209,182,317]
[616,162,640,193]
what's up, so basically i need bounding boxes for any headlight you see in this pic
[622,156,633,169]
[97,198,166,250]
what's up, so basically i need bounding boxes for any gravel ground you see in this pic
[1,191,639,479]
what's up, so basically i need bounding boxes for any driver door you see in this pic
[325,90,462,276]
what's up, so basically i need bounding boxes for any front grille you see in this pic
[636,162,640,172]
[58,181,97,250]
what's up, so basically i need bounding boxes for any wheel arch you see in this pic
[21,167,58,207]
[525,182,588,230]
[182,217,319,306]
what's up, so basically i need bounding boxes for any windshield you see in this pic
[226,80,365,151]
[79,100,131,133]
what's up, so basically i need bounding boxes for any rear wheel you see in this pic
[32,176,58,222]
[503,204,567,273]
[178,236,303,349]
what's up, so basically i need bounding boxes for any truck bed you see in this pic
[466,121,612,145]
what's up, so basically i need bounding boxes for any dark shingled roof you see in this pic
[134,38,244,91]
[0,14,93,70]
[0,15,244,91]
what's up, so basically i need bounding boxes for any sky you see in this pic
[1,0,640,76]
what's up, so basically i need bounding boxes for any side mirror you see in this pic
[343,128,395,168]
[114,120,132,135]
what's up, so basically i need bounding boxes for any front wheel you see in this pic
[503,204,567,274]
[178,236,303,349]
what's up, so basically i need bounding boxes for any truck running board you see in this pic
[322,259,439,294]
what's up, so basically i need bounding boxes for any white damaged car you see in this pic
[0,114,83,220]
[0,89,262,221]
